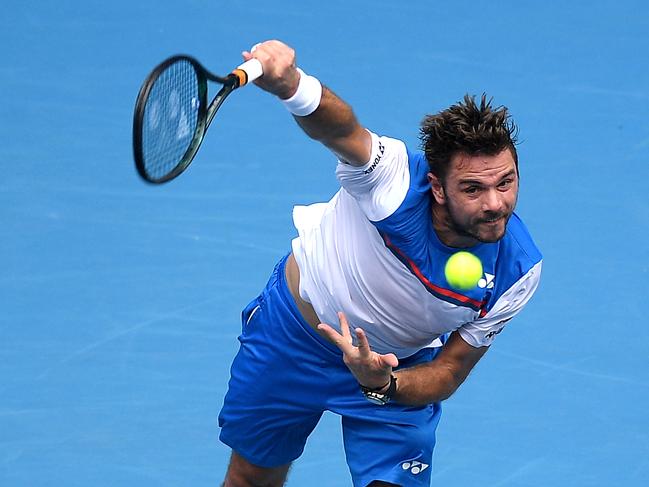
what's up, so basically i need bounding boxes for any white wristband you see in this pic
[281,68,322,116]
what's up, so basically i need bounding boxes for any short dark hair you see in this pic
[419,94,518,181]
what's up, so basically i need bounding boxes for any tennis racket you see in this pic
[132,55,263,184]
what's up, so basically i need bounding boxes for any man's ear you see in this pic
[427,172,446,205]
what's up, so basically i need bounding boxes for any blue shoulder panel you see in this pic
[372,149,542,315]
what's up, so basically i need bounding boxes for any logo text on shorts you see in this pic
[401,460,429,475]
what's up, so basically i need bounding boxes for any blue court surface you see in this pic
[2,1,648,485]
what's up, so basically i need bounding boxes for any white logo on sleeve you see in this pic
[401,460,429,475]
[478,273,495,289]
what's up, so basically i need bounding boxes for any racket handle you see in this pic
[232,59,263,87]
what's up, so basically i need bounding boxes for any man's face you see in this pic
[431,149,519,244]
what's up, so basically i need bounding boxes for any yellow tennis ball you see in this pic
[444,251,483,290]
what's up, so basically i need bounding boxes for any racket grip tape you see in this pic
[232,58,263,87]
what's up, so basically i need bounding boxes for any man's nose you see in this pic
[482,189,504,214]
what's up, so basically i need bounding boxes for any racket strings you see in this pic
[141,60,200,179]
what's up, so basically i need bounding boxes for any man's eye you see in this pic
[464,187,479,194]
[499,179,513,188]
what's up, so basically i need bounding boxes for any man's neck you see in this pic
[431,203,479,249]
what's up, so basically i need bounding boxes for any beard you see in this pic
[445,201,513,244]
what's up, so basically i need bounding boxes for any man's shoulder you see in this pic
[501,213,542,266]
[491,213,542,292]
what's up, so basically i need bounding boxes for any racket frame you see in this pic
[133,55,244,184]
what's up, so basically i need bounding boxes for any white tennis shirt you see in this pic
[291,132,542,358]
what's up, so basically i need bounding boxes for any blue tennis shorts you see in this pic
[218,254,443,487]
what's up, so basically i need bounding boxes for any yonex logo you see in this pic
[478,273,495,289]
[401,460,429,475]
[363,141,385,174]
[485,325,505,340]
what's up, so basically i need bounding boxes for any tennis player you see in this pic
[218,40,542,487]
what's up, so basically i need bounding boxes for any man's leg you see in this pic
[223,451,291,487]
[219,256,327,484]
[332,348,443,487]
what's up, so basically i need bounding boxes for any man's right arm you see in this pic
[243,40,371,167]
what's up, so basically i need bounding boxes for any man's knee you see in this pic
[222,451,291,487]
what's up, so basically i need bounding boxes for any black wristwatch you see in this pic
[360,375,397,405]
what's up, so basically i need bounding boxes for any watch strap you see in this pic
[360,375,397,405]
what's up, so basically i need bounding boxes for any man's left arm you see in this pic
[391,331,488,406]
[318,314,488,407]
[392,260,543,405]
[319,261,541,407]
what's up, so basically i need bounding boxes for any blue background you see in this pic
[2,1,648,485]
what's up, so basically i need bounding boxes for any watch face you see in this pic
[363,391,389,405]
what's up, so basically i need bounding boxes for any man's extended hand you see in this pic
[318,312,399,390]
[242,40,300,100]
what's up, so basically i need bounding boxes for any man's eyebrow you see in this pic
[458,178,483,186]
[458,170,517,185]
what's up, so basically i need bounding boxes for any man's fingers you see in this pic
[338,312,352,343]
[380,353,399,369]
[317,323,354,354]
[357,328,398,366]
[316,323,338,340]
[355,327,372,359]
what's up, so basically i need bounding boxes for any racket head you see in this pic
[133,55,213,184]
